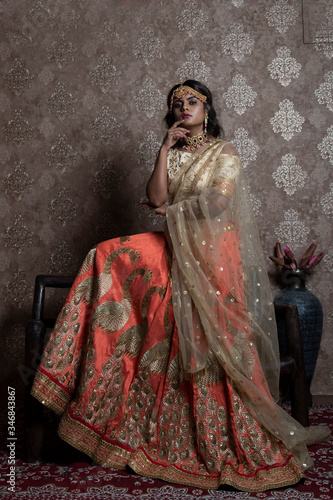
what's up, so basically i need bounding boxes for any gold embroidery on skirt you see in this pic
[120,235,131,245]
[193,351,225,386]
[115,285,166,358]
[139,298,173,374]
[31,371,71,415]
[57,407,304,491]
[115,324,146,358]
[91,268,153,334]
[77,247,97,277]
[75,247,141,303]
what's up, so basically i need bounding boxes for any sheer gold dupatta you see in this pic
[166,140,330,471]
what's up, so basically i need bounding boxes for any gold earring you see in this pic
[204,113,208,133]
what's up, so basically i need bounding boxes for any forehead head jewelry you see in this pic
[169,85,207,113]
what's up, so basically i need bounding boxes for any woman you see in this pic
[31,80,329,491]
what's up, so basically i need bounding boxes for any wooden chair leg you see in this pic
[24,320,45,462]
[276,303,310,427]
[289,371,309,427]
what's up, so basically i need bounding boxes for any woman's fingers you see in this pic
[171,120,189,134]
[168,127,189,139]
[162,121,190,148]
[170,127,189,135]
[172,119,185,127]
[153,205,167,216]
[141,203,167,217]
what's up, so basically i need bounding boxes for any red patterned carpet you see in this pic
[0,404,332,500]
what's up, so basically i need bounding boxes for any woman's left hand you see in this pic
[141,203,168,217]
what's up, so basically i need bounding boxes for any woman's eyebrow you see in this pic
[174,95,197,102]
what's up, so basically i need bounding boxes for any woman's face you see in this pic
[172,92,205,134]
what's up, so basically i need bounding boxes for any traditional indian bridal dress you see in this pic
[31,139,329,491]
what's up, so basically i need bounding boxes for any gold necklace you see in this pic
[181,131,209,151]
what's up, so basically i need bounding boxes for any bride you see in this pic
[32,80,329,491]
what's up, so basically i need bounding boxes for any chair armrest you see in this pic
[32,275,76,320]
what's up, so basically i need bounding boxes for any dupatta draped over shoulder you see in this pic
[166,140,330,471]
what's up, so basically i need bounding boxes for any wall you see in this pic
[1,0,332,396]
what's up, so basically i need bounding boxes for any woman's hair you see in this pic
[164,80,223,139]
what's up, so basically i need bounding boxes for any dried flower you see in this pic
[270,242,324,270]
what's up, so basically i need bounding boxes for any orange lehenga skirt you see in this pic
[31,231,303,491]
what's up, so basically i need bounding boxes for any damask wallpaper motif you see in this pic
[1,0,332,396]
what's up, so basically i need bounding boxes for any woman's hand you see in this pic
[162,120,190,151]
[141,203,168,217]
[146,120,188,207]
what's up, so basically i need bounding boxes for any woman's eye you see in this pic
[189,100,197,105]
[174,102,181,108]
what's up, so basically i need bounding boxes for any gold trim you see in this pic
[58,410,131,468]
[129,449,304,492]
[213,180,234,199]
[57,409,304,491]
[31,370,71,415]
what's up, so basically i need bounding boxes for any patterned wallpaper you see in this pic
[1,0,332,396]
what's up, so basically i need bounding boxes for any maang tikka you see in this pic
[169,85,207,113]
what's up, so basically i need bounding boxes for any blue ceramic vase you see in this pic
[274,269,323,407]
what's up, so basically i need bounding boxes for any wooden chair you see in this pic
[275,303,309,427]
[24,275,309,462]
[24,275,76,462]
